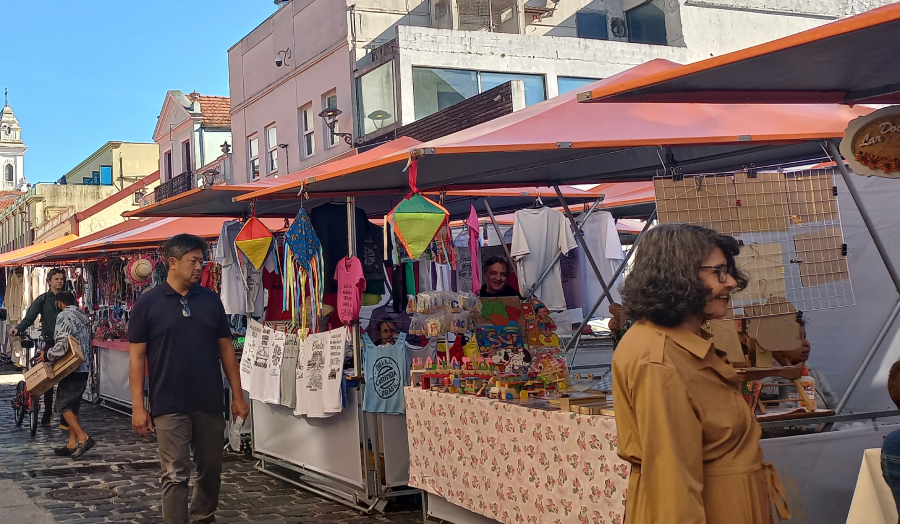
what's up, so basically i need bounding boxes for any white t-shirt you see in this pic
[294,327,349,418]
[510,207,577,310]
[216,221,248,315]
[240,319,264,396]
[562,211,625,317]
[248,324,275,402]
[254,330,285,404]
[280,332,300,409]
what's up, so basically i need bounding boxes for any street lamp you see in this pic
[318,107,353,146]
[368,110,392,130]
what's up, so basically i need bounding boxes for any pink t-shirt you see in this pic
[334,256,366,325]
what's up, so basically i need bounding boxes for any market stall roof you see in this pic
[26,220,162,264]
[579,3,900,105]
[0,234,79,267]
[62,216,284,255]
[236,61,871,196]
[128,137,423,218]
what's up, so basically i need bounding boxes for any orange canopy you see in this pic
[0,235,79,267]
[580,4,900,105]
[237,61,869,196]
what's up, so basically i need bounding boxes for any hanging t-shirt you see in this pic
[263,248,291,322]
[335,257,366,325]
[248,324,275,402]
[280,332,300,409]
[215,221,247,315]
[510,207,577,310]
[310,203,369,294]
[254,330,285,404]
[406,337,438,368]
[562,211,624,318]
[294,326,349,418]
[240,319,264,396]
[363,332,408,415]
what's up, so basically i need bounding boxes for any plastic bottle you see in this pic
[791,365,816,409]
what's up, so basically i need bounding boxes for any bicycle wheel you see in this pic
[13,382,25,427]
[29,395,38,436]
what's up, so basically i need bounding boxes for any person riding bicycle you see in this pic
[36,291,94,458]
[9,268,67,427]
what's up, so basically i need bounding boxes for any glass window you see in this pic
[576,12,608,40]
[266,125,278,174]
[300,105,315,158]
[358,61,397,136]
[413,67,478,121]
[627,0,668,45]
[182,140,192,173]
[248,135,260,179]
[4,164,12,182]
[323,92,340,148]
[92,171,100,184]
[164,150,173,180]
[558,76,600,95]
[100,165,112,185]
[479,72,546,107]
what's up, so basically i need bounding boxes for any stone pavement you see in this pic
[0,362,424,524]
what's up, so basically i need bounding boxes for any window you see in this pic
[164,150,173,181]
[92,171,100,185]
[358,61,397,137]
[323,93,340,149]
[300,104,315,158]
[4,164,12,182]
[558,76,600,95]
[576,12,608,40]
[265,125,278,174]
[182,140,192,173]
[248,134,260,179]
[83,177,92,185]
[412,67,546,121]
[100,165,112,185]
[627,0,668,45]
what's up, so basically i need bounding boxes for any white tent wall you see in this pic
[801,172,900,413]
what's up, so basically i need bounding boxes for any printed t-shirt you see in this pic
[280,332,300,409]
[248,324,276,402]
[255,330,285,404]
[310,203,369,294]
[294,326,349,418]
[239,319,263,396]
[363,332,408,415]
[510,207,577,310]
[334,256,366,325]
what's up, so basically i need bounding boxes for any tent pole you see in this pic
[564,210,656,355]
[826,140,900,413]
[347,196,361,378]
[524,195,605,299]
[482,198,514,264]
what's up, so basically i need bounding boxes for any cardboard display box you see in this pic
[22,335,85,397]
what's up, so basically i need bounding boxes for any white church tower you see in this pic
[0,90,26,191]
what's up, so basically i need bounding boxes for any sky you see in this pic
[2,1,279,183]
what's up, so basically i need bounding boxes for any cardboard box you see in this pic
[24,362,56,397]
[52,335,85,379]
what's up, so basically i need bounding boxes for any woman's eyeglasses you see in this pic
[180,297,191,318]
[700,263,734,284]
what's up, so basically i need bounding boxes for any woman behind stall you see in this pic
[612,223,790,524]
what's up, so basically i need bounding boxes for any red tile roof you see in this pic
[0,190,23,211]
[198,96,231,128]
[74,171,160,222]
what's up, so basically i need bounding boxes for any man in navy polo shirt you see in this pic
[128,234,249,524]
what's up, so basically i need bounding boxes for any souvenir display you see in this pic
[387,193,449,260]
[234,217,275,271]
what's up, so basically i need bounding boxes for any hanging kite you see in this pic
[284,208,324,335]
[387,193,449,260]
[234,217,274,270]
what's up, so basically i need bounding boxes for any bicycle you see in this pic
[11,333,42,437]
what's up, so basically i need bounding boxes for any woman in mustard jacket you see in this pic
[612,224,790,524]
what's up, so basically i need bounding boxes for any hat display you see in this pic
[126,256,154,286]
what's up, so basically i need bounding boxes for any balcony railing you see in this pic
[153,171,193,203]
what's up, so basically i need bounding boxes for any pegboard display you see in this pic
[653,168,854,317]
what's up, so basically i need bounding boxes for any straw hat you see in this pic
[126,257,154,286]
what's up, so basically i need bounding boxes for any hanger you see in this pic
[531,189,544,208]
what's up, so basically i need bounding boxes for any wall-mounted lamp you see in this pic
[368,110,392,130]
[200,169,220,189]
[318,107,353,146]
[277,143,289,176]
[275,48,291,67]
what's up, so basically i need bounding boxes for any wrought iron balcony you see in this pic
[153,171,194,203]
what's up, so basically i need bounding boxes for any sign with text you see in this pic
[841,106,900,178]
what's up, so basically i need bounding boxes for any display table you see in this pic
[405,387,630,524]
[846,448,898,524]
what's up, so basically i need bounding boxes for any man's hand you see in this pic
[8,328,18,337]
[132,407,154,438]
[35,350,45,363]
[232,396,250,423]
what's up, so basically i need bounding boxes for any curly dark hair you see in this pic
[621,223,748,327]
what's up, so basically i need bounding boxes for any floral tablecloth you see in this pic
[405,388,630,524]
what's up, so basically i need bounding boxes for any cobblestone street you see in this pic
[0,364,423,524]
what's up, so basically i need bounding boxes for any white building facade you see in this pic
[153,90,232,184]
[0,101,26,191]
[227,0,895,185]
